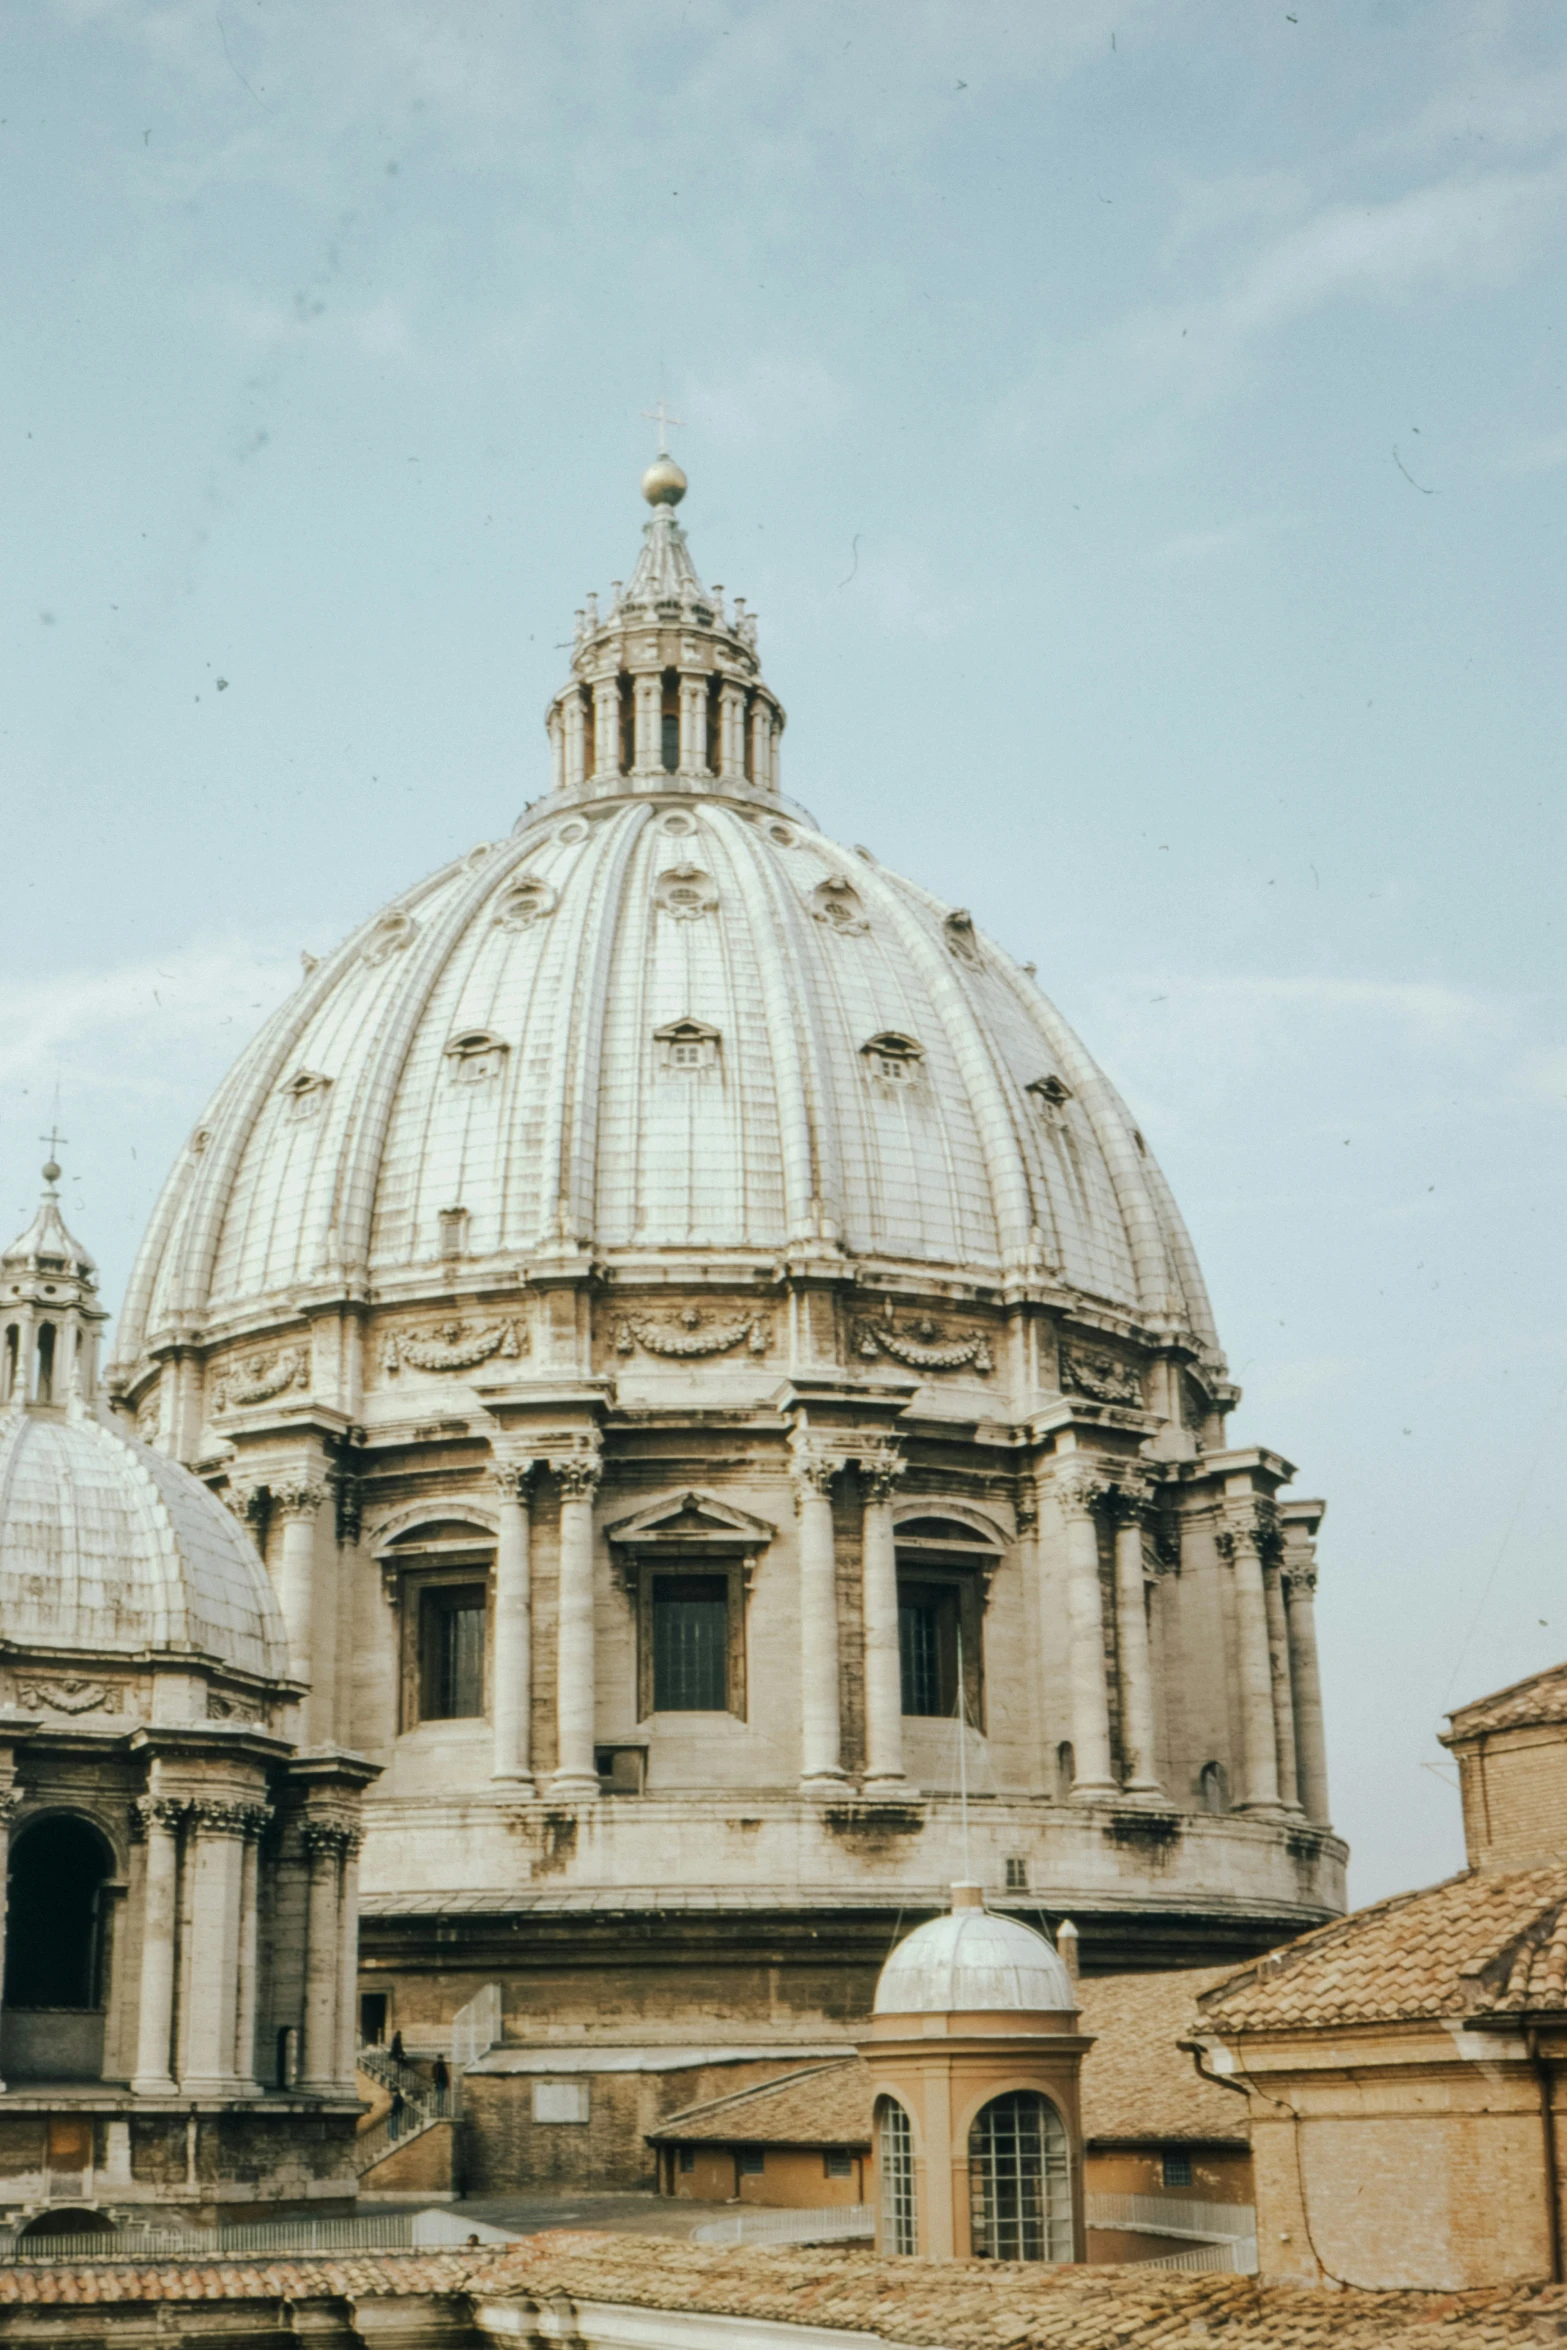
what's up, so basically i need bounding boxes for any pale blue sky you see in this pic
[2,0,1563,1906]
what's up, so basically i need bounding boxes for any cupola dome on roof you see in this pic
[874,1894,1077,2017]
[0,1405,289,1681]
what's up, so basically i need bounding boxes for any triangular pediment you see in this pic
[604,1488,776,1548]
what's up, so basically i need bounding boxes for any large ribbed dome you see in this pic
[0,1403,288,1679]
[116,799,1215,1356]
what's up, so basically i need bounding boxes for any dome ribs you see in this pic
[325,853,529,1289]
[850,860,1033,1276]
[720,808,844,1253]
[547,803,651,1253]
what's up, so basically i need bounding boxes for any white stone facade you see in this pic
[103,466,1343,2127]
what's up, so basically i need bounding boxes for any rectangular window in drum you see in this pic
[420,1584,486,1720]
[899,1596,944,1715]
[652,1575,729,1711]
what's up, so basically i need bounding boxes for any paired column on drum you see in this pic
[550,1440,604,1801]
[860,1443,908,1797]
[490,1461,537,1791]
[1217,1504,1287,1815]
[270,1480,326,1735]
[1281,1503,1331,1825]
[1108,1477,1163,1798]
[1050,1466,1118,1798]
[180,1801,255,2093]
[790,1434,847,1790]
[130,1795,185,2096]
[300,1820,360,2097]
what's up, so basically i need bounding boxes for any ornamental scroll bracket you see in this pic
[854,1319,994,1375]
[383,1320,525,1377]
[615,1310,769,1360]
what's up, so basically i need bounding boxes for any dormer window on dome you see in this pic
[655,1018,721,1074]
[863,1032,924,1085]
[445,1029,508,1084]
[281,1069,332,1120]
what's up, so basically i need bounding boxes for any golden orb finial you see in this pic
[642,454,688,507]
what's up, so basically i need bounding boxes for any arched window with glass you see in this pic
[967,2090,1072,2262]
[876,2096,917,2255]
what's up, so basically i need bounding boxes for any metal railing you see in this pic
[691,2204,875,2248]
[0,2212,417,2265]
[1085,2192,1256,2244]
[1133,2240,1250,2275]
[355,2045,452,2173]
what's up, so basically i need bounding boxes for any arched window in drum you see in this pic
[968,2090,1072,2262]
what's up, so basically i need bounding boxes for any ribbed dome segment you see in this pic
[874,1905,1077,2015]
[113,800,1217,1357]
[0,1404,289,1677]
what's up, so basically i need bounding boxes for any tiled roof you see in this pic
[6,2237,1567,2345]
[649,2061,869,2147]
[649,1968,1246,2149]
[1445,1660,1567,1740]
[1199,1864,1567,2032]
[1076,1966,1247,2142]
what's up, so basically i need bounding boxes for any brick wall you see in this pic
[1456,1728,1567,1872]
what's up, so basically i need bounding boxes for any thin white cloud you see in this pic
[0,940,296,1097]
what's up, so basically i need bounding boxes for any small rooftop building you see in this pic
[0,1162,377,2230]
[1194,1659,1567,2291]
[861,1885,1089,2263]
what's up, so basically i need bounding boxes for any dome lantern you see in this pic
[1,1143,108,1409]
[546,447,786,804]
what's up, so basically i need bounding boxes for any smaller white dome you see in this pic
[0,1403,289,1682]
[874,1900,1076,2015]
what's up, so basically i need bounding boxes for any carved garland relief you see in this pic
[855,1318,994,1375]
[1059,1345,1144,1407]
[212,1347,310,1413]
[382,1319,526,1376]
[616,1308,769,1360]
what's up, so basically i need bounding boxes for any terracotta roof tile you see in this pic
[1444,1660,1567,1741]
[7,2239,1567,2345]
[649,2061,869,2147]
[1199,1864,1567,2032]
[1075,1966,1247,2143]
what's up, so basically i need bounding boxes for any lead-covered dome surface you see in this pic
[0,1404,289,1679]
[874,1904,1077,2015]
[115,800,1217,1351]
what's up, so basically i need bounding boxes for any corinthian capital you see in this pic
[859,1441,904,1508]
[189,1798,256,1839]
[552,1438,603,1505]
[1104,1467,1155,1527]
[270,1480,326,1522]
[131,1795,189,1840]
[1218,1497,1280,1565]
[788,1429,841,1507]
[1049,1462,1107,1522]
[489,1457,540,1505]
[301,1818,358,1860]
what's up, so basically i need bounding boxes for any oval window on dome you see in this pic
[494,876,557,931]
[809,875,869,934]
[362,909,416,966]
[654,865,718,921]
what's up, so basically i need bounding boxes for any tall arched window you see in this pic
[5,1816,110,2009]
[968,2090,1072,2262]
[877,2097,916,2255]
